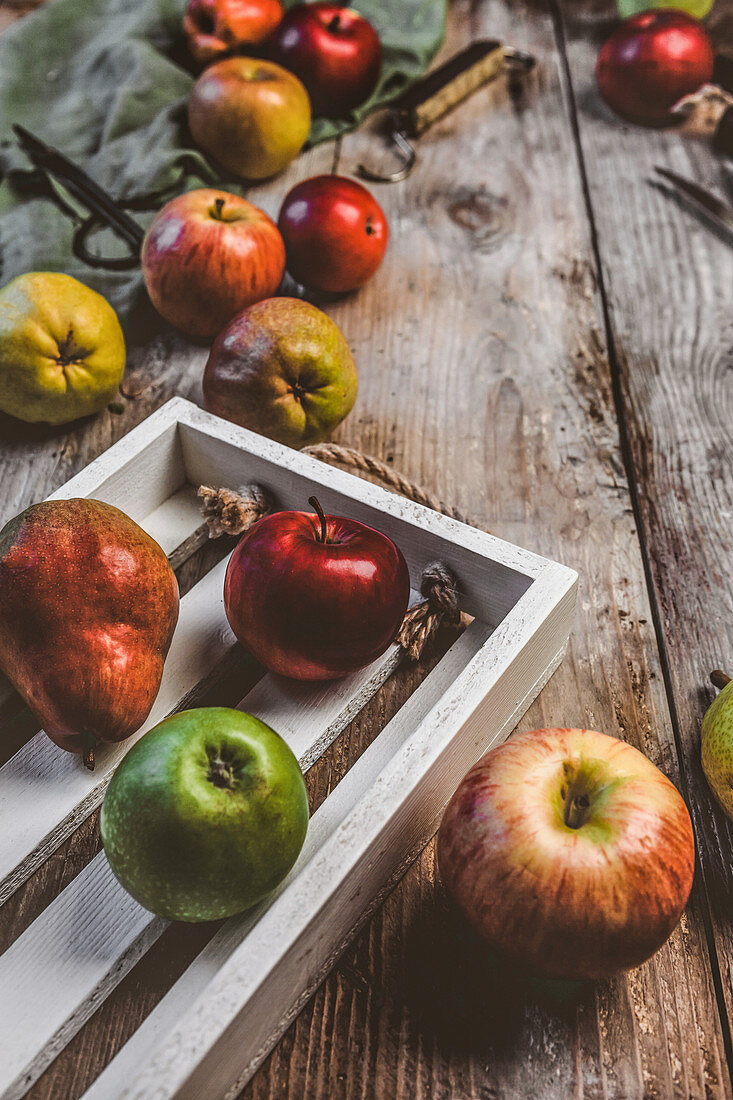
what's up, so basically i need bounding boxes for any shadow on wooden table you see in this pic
[400,881,591,1053]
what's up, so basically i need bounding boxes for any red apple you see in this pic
[596,10,714,126]
[278,175,388,293]
[437,727,695,980]
[224,496,410,680]
[270,2,381,118]
[189,57,311,181]
[141,188,285,339]
[183,0,284,63]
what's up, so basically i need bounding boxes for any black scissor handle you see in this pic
[72,215,141,271]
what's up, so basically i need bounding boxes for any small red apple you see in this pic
[141,189,285,339]
[270,2,381,117]
[278,175,388,293]
[437,727,695,980]
[183,0,284,63]
[596,10,714,126]
[224,496,410,680]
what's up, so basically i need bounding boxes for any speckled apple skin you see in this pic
[437,728,695,980]
[702,680,733,818]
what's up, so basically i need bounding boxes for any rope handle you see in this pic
[197,442,470,661]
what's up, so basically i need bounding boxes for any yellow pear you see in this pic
[0,272,125,425]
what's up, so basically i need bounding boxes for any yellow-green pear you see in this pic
[701,671,733,818]
[0,272,125,425]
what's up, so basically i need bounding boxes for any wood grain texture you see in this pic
[558,0,733,1067]
[1,0,732,1094]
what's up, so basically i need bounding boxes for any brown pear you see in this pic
[0,498,179,769]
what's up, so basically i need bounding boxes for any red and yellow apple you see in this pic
[141,188,285,338]
[278,174,388,293]
[183,0,284,64]
[188,56,311,180]
[437,727,695,980]
[270,2,381,117]
[224,496,410,680]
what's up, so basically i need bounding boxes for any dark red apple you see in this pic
[437,728,695,980]
[596,10,714,126]
[270,2,381,117]
[141,188,285,338]
[183,0,284,63]
[278,175,388,293]
[224,496,410,680]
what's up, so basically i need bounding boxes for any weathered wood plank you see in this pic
[558,0,733,1070]
[2,0,731,1096]
[231,1,730,1098]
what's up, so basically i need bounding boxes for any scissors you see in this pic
[13,125,152,270]
[652,165,733,240]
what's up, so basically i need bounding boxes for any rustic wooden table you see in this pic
[2,0,733,1096]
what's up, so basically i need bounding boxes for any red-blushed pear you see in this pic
[188,57,311,181]
[278,175,388,293]
[0,499,179,769]
[141,189,285,339]
[224,496,410,680]
[183,0,284,64]
[437,727,695,980]
[270,2,381,117]
[203,296,358,447]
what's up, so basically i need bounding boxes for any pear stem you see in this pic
[82,733,96,771]
[711,670,732,690]
[309,496,328,544]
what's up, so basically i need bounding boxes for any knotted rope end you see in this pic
[397,561,462,662]
[197,483,272,539]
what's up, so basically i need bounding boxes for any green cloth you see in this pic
[0,0,446,321]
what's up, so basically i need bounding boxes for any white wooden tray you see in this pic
[0,398,577,1100]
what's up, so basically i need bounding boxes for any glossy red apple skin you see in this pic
[270,2,381,117]
[437,728,695,980]
[224,505,410,680]
[141,189,285,339]
[183,0,284,63]
[278,175,388,293]
[596,10,714,125]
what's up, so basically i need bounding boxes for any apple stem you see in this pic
[213,197,225,220]
[309,495,328,543]
[82,732,96,772]
[326,13,341,32]
[564,793,590,830]
[711,670,732,690]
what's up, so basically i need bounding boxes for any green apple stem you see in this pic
[711,670,732,690]
[309,496,328,544]
[82,732,97,772]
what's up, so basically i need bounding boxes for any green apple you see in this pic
[0,272,125,425]
[701,671,733,818]
[101,708,309,921]
[203,296,358,447]
[617,0,713,19]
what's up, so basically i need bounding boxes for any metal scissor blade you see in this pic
[13,124,145,253]
[653,165,733,234]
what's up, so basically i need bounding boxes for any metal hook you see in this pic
[357,129,416,184]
